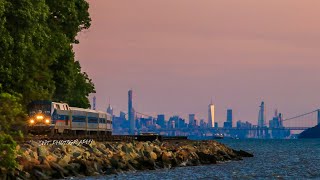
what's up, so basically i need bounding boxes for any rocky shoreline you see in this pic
[1,140,253,179]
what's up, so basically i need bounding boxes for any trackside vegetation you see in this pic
[0,0,93,172]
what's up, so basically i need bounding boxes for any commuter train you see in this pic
[27,100,112,135]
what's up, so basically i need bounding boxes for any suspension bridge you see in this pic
[128,108,320,138]
[281,109,320,130]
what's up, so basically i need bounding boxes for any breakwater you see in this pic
[3,140,253,179]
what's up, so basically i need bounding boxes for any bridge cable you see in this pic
[282,110,318,122]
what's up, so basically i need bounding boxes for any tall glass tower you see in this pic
[258,101,265,127]
[227,109,233,127]
[208,103,215,127]
[107,104,113,116]
[128,90,135,134]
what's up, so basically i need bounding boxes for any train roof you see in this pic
[29,100,52,105]
[70,107,111,115]
[29,100,111,116]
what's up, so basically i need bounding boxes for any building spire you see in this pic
[93,96,96,110]
[106,96,113,116]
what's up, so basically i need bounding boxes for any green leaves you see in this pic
[0,132,18,170]
[0,0,95,108]
[45,0,91,43]
[0,93,26,133]
[65,61,95,108]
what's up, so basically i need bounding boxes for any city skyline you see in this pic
[74,0,320,124]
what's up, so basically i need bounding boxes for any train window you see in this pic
[102,118,105,123]
[66,116,69,125]
[88,118,98,123]
[56,104,60,110]
[72,116,85,122]
[98,118,106,123]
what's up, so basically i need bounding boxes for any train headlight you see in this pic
[30,119,35,124]
[45,119,50,124]
[36,115,44,120]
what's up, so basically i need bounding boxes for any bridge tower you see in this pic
[317,109,320,125]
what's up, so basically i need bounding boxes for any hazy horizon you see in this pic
[74,0,320,126]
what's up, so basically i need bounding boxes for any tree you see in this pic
[0,0,56,104]
[0,133,18,170]
[46,0,95,108]
[0,0,95,108]
[0,93,26,133]
[67,61,95,108]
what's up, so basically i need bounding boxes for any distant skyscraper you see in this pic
[157,114,165,128]
[258,101,266,127]
[279,113,283,127]
[227,109,233,127]
[107,104,113,116]
[92,96,96,110]
[128,90,135,134]
[269,109,282,128]
[189,114,195,126]
[120,111,126,119]
[200,119,205,127]
[208,102,215,127]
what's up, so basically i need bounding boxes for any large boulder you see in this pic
[136,156,155,170]
[196,152,217,164]
[64,163,82,177]
[46,154,58,163]
[37,146,49,157]
[49,162,68,178]
[72,152,82,159]
[32,169,50,180]
[234,150,254,157]
[149,152,157,160]
[58,154,71,167]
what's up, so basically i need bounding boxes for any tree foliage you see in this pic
[0,93,26,133]
[0,0,94,108]
[0,132,18,170]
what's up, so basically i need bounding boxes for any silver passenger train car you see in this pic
[27,100,112,135]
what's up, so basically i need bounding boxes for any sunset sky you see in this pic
[74,0,320,126]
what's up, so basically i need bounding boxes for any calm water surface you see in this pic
[88,139,320,180]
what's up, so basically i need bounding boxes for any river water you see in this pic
[88,139,320,180]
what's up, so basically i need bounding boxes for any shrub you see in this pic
[0,93,26,134]
[0,132,17,170]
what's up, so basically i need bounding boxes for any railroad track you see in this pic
[20,134,134,143]
[18,134,188,144]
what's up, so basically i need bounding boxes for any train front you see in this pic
[27,100,53,134]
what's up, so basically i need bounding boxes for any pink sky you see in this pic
[74,0,320,126]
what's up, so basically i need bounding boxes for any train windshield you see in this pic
[28,101,52,116]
